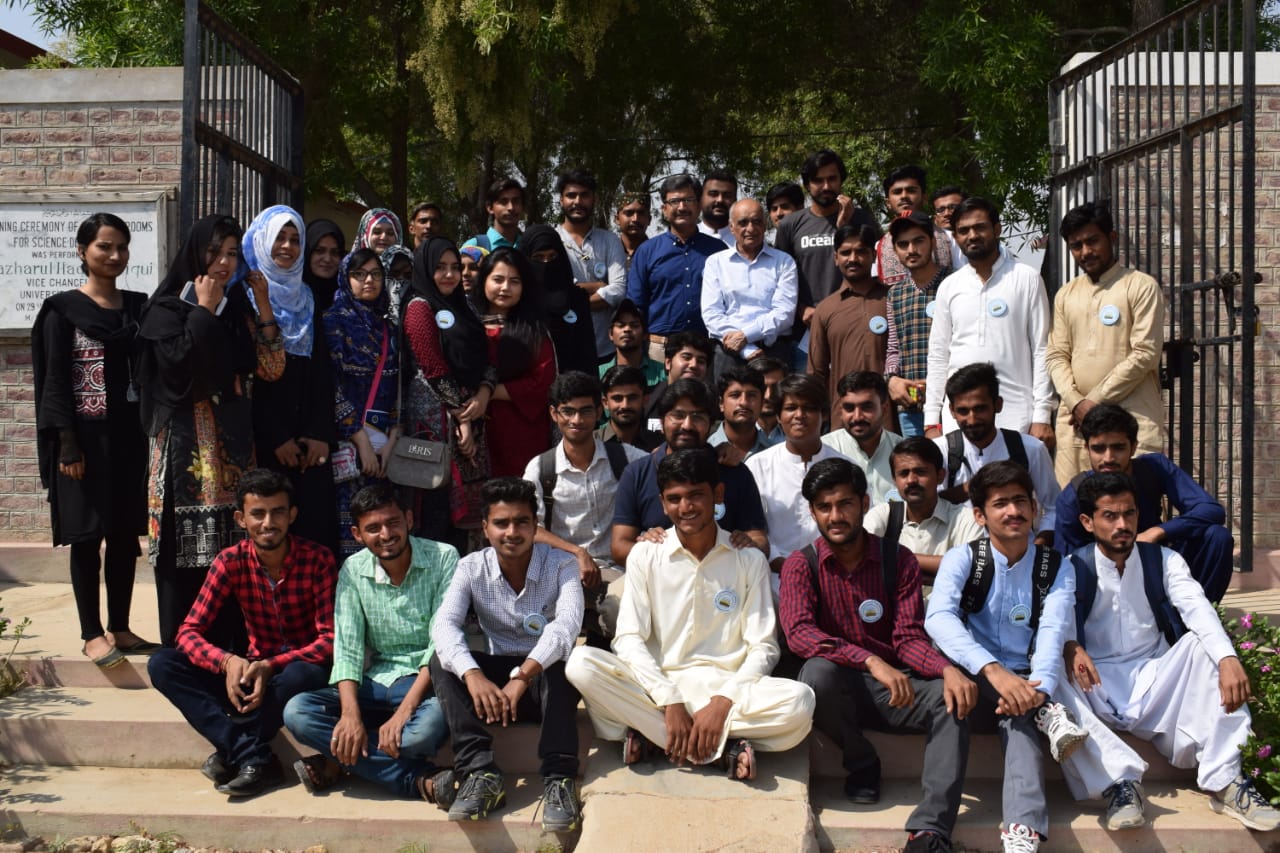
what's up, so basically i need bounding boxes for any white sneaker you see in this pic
[1212,776,1280,830]
[1103,779,1145,829]
[1001,822,1040,853]
[1034,701,1089,762]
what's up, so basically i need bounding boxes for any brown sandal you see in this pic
[721,739,756,782]
[293,754,344,793]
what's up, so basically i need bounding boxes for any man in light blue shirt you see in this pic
[925,461,1083,853]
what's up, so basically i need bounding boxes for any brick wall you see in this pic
[0,68,181,542]
[1251,86,1280,550]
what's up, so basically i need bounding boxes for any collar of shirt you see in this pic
[480,542,551,591]
[486,226,517,249]
[1093,261,1128,288]
[814,533,881,577]
[838,277,886,300]
[663,526,734,563]
[555,439,610,474]
[911,265,953,294]
[348,537,438,585]
[729,243,778,266]
[247,536,296,583]
[709,424,769,455]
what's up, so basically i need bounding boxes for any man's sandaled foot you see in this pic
[417,767,459,811]
[293,754,343,794]
[722,738,755,781]
[623,728,654,765]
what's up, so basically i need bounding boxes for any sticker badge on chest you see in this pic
[1009,603,1031,627]
[859,599,884,623]
[436,309,456,330]
[594,261,608,280]
[714,503,726,521]
[1099,304,1121,326]
[523,613,547,636]
[713,589,739,613]
[988,298,1009,318]
[869,315,888,335]
[564,309,579,324]
[925,300,937,319]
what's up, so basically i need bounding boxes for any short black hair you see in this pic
[833,223,881,252]
[410,201,442,219]
[611,297,645,328]
[952,196,1000,227]
[888,211,934,243]
[1079,404,1139,444]
[554,168,598,195]
[716,366,765,397]
[1076,471,1138,517]
[481,477,537,519]
[890,436,945,471]
[657,448,719,492]
[549,370,602,407]
[945,362,1000,403]
[601,364,647,394]
[664,331,715,361]
[77,212,131,275]
[659,174,701,201]
[882,164,927,197]
[236,468,294,511]
[486,177,526,206]
[656,378,715,419]
[702,169,738,191]
[802,457,867,503]
[800,148,847,185]
[1060,201,1115,242]
[766,182,804,210]
[836,370,889,403]
[747,356,788,376]
[929,185,966,205]
[969,460,1034,511]
[779,372,828,410]
[349,482,406,523]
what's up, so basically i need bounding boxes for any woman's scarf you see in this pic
[303,218,345,313]
[326,251,393,384]
[410,236,488,388]
[352,208,403,251]
[520,224,578,316]
[380,244,414,323]
[243,205,314,357]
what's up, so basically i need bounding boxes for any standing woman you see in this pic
[242,206,339,556]
[520,224,596,375]
[303,219,345,313]
[33,213,153,667]
[136,214,283,646]
[473,247,557,477]
[380,243,414,325]
[401,236,492,547]
[352,208,403,254]
[323,248,399,556]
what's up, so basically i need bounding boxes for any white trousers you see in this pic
[1054,633,1250,799]
[565,646,815,761]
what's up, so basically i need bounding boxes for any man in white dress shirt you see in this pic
[701,198,798,380]
[1053,473,1280,832]
[821,371,902,505]
[566,449,814,780]
[555,168,630,361]
[923,197,1055,445]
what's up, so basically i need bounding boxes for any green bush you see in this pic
[0,598,31,698]
[1221,607,1280,802]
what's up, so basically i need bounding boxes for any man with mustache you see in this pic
[614,191,652,269]
[1050,473,1279,832]
[597,300,665,390]
[821,371,902,505]
[463,177,525,251]
[863,438,982,584]
[148,469,334,799]
[596,365,663,452]
[748,356,789,445]
[555,168,630,361]
[283,484,457,804]
[925,461,1085,853]
[782,457,974,853]
[698,169,738,246]
[640,331,716,431]
[1053,404,1232,602]
[932,363,1059,546]
[709,367,776,460]
[429,478,585,830]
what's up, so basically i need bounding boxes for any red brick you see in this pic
[44,128,87,145]
[12,442,35,458]
[61,149,84,165]
[135,108,158,124]
[12,479,40,494]
[46,168,90,186]
[0,150,11,166]
[160,109,182,123]
[15,149,37,165]
[5,423,35,441]
[93,128,139,145]
[16,110,40,126]
[64,110,86,125]
[1,129,41,145]
[88,109,110,124]
[9,460,39,478]
[41,109,64,125]
[154,148,178,165]
[0,111,13,126]
[141,129,181,144]
[5,352,31,367]
[137,167,179,183]
[110,109,132,124]
[89,168,138,184]
[0,168,42,186]
[86,147,110,164]
[110,148,131,164]
[37,149,59,166]
[132,148,153,164]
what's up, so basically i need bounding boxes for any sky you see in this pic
[0,3,59,51]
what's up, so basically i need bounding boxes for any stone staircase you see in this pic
[2,548,1279,852]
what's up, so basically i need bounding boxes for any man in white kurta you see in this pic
[566,450,814,770]
[1053,473,1280,832]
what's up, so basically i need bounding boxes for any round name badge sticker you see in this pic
[1009,603,1031,627]
[523,613,547,637]
[713,589,739,613]
[436,309,456,330]
[1099,305,1121,326]
[988,298,1009,318]
[869,315,888,335]
[714,503,726,521]
[859,599,885,623]
[564,309,579,324]
[925,300,937,319]
[594,261,608,280]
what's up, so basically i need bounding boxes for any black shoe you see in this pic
[541,776,581,832]
[903,830,954,853]
[447,769,506,821]
[843,776,880,804]
[200,752,236,786]
[216,756,285,798]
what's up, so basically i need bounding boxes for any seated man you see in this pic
[642,331,714,431]
[864,437,982,583]
[925,461,1085,853]
[782,458,974,853]
[709,366,776,462]
[567,450,814,780]
[1053,473,1280,831]
[932,362,1058,545]
[1055,404,1233,603]
[283,484,457,804]
[747,355,788,445]
[429,478,584,830]
[596,365,663,452]
[612,378,768,566]
[148,469,334,798]
[821,370,902,504]
[745,373,848,573]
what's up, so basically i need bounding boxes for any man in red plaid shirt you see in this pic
[779,457,975,853]
[149,469,335,799]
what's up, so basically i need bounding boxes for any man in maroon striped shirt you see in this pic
[779,457,974,853]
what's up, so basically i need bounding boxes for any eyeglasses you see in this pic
[934,204,960,213]
[664,409,711,426]
[350,268,385,282]
[554,404,597,421]
[663,196,698,208]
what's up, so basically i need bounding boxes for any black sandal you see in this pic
[722,739,755,782]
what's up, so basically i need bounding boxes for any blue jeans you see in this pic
[283,675,448,798]
[898,409,924,437]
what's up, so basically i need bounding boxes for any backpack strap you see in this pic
[880,501,905,624]
[604,440,630,481]
[1069,545,1098,647]
[802,544,821,603]
[1138,541,1187,646]
[1026,545,1062,659]
[946,431,966,488]
[1002,429,1029,470]
[960,538,996,615]
[537,449,558,529]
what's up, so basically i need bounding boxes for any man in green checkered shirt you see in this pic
[283,483,460,806]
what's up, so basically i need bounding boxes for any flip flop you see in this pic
[114,639,162,654]
[85,644,127,669]
[622,728,654,765]
[293,754,344,794]
[722,739,756,782]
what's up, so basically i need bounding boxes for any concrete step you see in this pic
[0,542,153,584]
[0,685,594,776]
[577,741,817,853]
[0,764,573,853]
[811,777,1278,852]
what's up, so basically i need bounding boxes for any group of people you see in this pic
[30,149,1265,852]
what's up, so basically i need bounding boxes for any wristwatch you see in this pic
[509,666,532,684]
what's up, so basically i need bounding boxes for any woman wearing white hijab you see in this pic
[243,205,339,554]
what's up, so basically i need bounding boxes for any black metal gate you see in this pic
[1047,0,1257,571]
[178,0,304,237]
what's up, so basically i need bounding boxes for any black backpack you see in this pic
[946,429,1029,488]
[537,442,631,529]
[1070,541,1186,648]
[958,537,1062,658]
[800,500,906,623]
